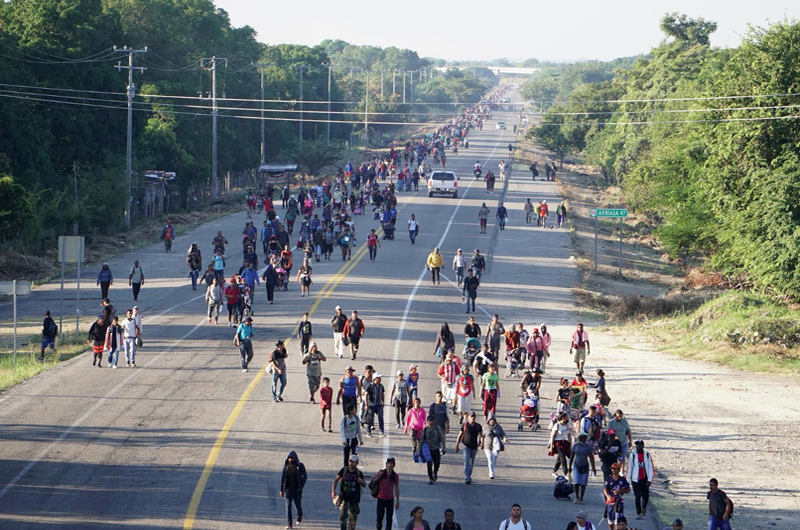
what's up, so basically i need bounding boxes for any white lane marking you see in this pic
[381,129,508,529]
[0,317,207,502]
[439,272,492,319]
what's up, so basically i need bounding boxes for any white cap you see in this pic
[349,454,359,462]
[335,305,342,310]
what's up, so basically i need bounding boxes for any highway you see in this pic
[0,99,658,530]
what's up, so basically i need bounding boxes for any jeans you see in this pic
[285,488,303,524]
[271,371,287,399]
[485,449,499,476]
[367,405,384,434]
[465,295,476,312]
[462,446,477,481]
[455,267,464,285]
[376,497,393,530]
[708,516,732,530]
[633,481,650,515]
[132,282,141,301]
[124,338,136,364]
[498,217,506,230]
[189,269,199,290]
[100,281,110,299]
[430,267,440,284]
[207,302,221,320]
[427,448,441,479]
[394,400,407,426]
[368,246,377,261]
[409,230,416,244]
[239,341,253,369]
[107,348,120,366]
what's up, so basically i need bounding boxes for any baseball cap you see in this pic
[335,305,342,310]
[576,510,589,521]
[397,370,404,375]
[611,463,621,469]
[635,439,645,445]
[468,411,476,417]
[349,454,359,462]
[607,428,617,436]
[409,364,417,370]
[578,432,588,439]
[373,373,383,379]
[345,365,355,372]
[672,519,684,527]
[457,248,462,252]
[275,339,284,346]
[310,341,316,348]
[244,317,253,322]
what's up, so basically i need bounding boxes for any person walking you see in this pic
[40,310,58,362]
[268,339,289,401]
[428,391,450,453]
[426,247,445,285]
[296,259,313,297]
[603,463,630,530]
[96,263,113,299]
[454,411,483,484]
[569,432,597,504]
[524,199,535,226]
[404,397,427,456]
[331,306,348,358]
[477,203,490,233]
[211,249,226,283]
[481,363,500,420]
[234,316,255,373]
[261,261,279,305]
[707,478,734,530]
[391,370,410,429]
[456,364,475,424]
[332,454,365,530]
[337,366,362,416]
[280,450,307,529]
[405,507,432,530]
[408,214,419,245]
[496,203,508,231]
[434,509,462,530]
[470,249,486,280]
[187,247,202,291]
[421,416,445,484]
[205,277,223,324]
[161,220,175,252]
[297,312,313,355]
[365,373,387,437]
[462,269,480,313]
[103,315,123,369]
[556,201,568,228]
[343,310,365,361]
[485,315,506,357]
[608,410,633,466]
[224,277,241,327]
[498,504,532,530]
[570,323,591,373]
[87,315,106,367]
[599,428,624,480]
[549,412,574,478]
[484,413,509,480]
[119,308,139,367]
[372,457,401,530]
[367,228,380,262]
[339,406,364,467]
[539,324,551,373]
[626,439,655,519]
[128,260,144,303]
[452,249,467,286]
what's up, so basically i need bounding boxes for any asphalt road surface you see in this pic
[0,99,659,530]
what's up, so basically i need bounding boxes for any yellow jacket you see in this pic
[427,252,445,268]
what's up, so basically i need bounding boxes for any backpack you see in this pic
[369,470,385,498]
[719,490,734,517]
[503,519,530,530]
[48,321,59,337]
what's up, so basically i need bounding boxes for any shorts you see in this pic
[444,383,457,402]
[41,337,56,349]
[573,469,589,486]
[606,502,623,521]
[457,395,471,413]
[573,348,586,364]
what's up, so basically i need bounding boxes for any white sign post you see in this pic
[58,236,86,345]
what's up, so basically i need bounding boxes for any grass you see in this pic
[0,330,88,393]
[628,291,800,373]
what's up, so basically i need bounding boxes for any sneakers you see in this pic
[573,498,579,505]
[296,517,302,525]
[278,396,284,402]
[378,433,386,438]
[208,318,212,323]
[242,368,248,373]
[286,525,293,529]
[112,365,117,369]
[428,479,434,485]
[396,423,401,429]
[551,472,559,478]
[465,479,471,484]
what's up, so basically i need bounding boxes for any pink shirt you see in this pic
[404,407,427,433]
[541,332,552,355]
[572,330,589,348]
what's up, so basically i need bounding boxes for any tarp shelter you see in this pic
[259,164,298,184]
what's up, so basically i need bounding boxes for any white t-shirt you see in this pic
[408,219,418,231]
[498,519,531,530]
[121,318,138,338]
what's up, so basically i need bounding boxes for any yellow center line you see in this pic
[183,193,410,528]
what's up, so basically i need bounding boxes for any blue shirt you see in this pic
[342,376,358,397]
[212,255,225,271]
[243,268,260,286]
[236,323,254,341]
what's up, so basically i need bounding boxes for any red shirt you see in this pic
[376,471,398,500]
[224,285,239,304]
[637,453,646,481]
[368,234,378,247]
[319,387,333,409]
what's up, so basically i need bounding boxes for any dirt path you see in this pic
[513,134,800,529]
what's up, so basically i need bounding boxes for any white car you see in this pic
[496,121,506,130]
[427,171,459,198]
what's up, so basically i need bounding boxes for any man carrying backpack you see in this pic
[498,504,531,530]
[161,220,175,253]
[370,457,400,530]
[40,310,58,362]
[707,478,734,530]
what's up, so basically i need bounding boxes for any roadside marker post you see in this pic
[58,236,86,347]
[590,209,628,274]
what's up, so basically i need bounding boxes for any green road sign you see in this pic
[590,208,628,218]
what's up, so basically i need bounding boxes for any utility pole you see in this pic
[298,64,305,143]
[364,70,369,145]
[253,63,271,166]
[72,162,79,236]
[326,63,333,145]
[403,71,406,103]
[113,45,147,229]
[201,56,227,200]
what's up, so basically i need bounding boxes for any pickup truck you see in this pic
[427,170,459,198]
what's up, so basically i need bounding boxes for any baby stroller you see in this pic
[505,347,523,378]
[275,267,288,291]
[517,394,540,431]
[382,223,395,240]
[241,291,253,318]
[463,337,481,365]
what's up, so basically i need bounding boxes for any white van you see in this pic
[427,171,459,198]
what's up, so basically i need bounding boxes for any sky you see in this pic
[215,0,798,62]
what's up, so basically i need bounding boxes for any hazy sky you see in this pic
[215,0,797,62]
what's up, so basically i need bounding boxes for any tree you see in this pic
[660,13,718,45]
[291,139,343,177]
